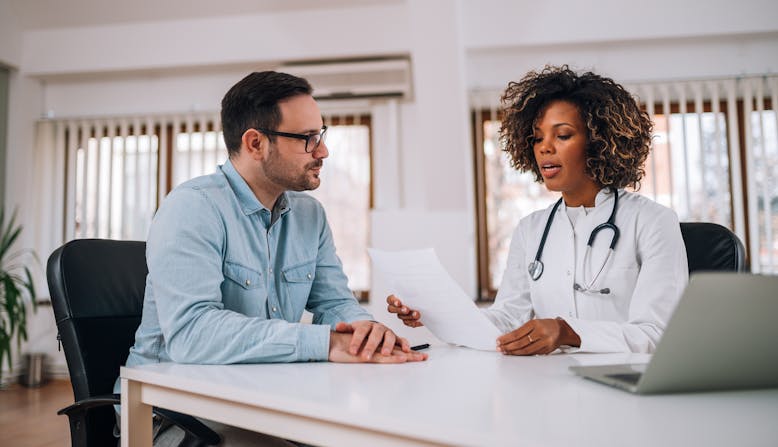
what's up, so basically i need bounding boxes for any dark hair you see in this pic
[499,65,652,189]
[220,71,313,156]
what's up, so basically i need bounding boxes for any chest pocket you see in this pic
[222,261,266,316]
[282,260,315,304]
[224,261,263,289]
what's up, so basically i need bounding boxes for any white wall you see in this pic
[464,0,778,93]
[0,1,22,68]
[4,0,778,377]
[21,4,410,76]
[374,0,476,299]
[4,72,47,381]
[467,34,778,97]
[41,69,257,118]
[462,0,778,50]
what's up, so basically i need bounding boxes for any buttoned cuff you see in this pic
[296,323,331,362]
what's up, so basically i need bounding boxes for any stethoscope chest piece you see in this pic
[528,260,544,281]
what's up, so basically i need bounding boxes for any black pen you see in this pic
[410,343,430,351]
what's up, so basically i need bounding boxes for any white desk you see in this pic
[121,346,778,446]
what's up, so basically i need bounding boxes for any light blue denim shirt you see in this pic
[124,159,372,369]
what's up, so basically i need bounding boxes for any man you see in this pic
[119,71,426,445]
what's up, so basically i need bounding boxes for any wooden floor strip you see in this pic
[0,379,73,447]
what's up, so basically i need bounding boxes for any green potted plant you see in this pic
[0,208,37,386]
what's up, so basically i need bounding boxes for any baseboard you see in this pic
[1,362,71,386]
[47,364,70,380]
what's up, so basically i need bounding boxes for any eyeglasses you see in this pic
[257,126,328,153]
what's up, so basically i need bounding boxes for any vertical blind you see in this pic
[630,76,777,274]
[471,74,778,293]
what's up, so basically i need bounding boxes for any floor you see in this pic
[0,379,73,447]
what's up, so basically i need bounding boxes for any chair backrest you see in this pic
[680,222,747,273]
[47,239,147,445]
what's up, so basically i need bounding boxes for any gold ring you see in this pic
[528,334,533,343]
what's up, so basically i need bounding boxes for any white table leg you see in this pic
[121,377,153,447]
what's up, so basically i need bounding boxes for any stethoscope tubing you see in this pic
[528,188,620,285]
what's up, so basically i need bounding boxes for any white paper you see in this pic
[368,248,501,351]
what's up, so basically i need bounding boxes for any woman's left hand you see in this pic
[497,318,581,355]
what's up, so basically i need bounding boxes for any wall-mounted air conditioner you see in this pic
[279,57,412,100]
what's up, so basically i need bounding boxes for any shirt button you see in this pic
[269,268,273,274]
[307,273,312,279]
[272,306,278,312]
[245,279,251,286]
[566,271,571,276]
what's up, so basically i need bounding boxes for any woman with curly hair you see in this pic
[388,65,688,355]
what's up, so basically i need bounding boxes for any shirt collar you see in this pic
[559,187,622,212]
[270,193,290,225]
[220,158,291,217]
[594,187,622,207]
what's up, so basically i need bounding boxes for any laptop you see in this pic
[569,272,778,394]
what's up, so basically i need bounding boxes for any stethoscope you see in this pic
[527,188,620,294]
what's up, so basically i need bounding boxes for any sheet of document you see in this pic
[369,248,501,351]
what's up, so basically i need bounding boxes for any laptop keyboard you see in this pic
[606,372,643,385]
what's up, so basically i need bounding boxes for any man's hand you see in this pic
[386,295,424,328]
[496,318,581,355]
[329,320,426,363]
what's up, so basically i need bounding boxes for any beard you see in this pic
[263,145,323,192]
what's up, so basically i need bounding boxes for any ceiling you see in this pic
[6,0,401,30]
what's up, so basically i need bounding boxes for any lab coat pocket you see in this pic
[599,265,639,316]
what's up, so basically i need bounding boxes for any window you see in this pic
[472,110,556,298]
[749,106,778,270]
[69,121,159,241]
[643,104,732,224]
[171,118,227,190]
[473,75,778,299]
[309,115,372,296]
[44,111,374,297]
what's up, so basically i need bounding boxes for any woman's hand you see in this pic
[386,294,424,328]
[497,318,581,355]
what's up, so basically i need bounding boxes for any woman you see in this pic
[388,65,688,355]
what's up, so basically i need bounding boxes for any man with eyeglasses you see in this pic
[117,71,426,446]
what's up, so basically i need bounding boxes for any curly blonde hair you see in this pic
[499,65,652,189]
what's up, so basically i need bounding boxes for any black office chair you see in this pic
[680,222,747,273]
[47,239,220,447]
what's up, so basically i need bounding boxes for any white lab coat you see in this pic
[482,188,688,353]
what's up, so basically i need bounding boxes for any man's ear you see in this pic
[241,129,266,159]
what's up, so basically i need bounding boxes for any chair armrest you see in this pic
[57,394,119,415]
[57,394,222,445]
